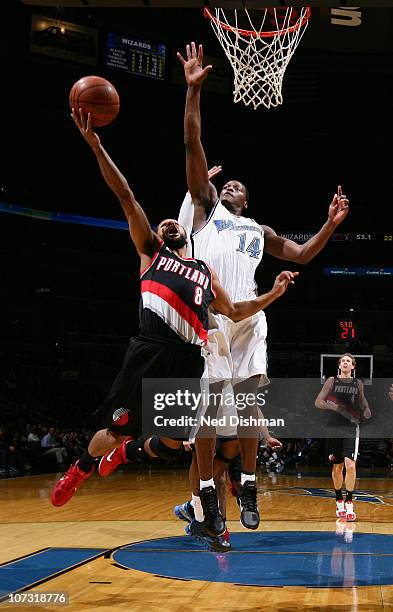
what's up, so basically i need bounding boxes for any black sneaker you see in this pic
[186,520,231,552]
[239,481,260,530]
[199,486,225,537]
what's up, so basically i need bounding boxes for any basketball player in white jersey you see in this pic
[177,42,350,530]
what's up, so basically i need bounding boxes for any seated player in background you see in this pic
[51,109,297,535]
[315,353,371,521]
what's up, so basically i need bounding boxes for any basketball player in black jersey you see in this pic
[315,353,371,521]
[50,108,297,538]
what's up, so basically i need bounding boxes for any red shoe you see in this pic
[51,461,94,507]
[98,437,132,477]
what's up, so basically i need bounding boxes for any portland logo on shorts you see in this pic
[112,407,129,426]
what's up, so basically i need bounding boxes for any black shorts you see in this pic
[97,336,205,436]
[328,432,359,464]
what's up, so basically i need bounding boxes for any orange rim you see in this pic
[204,7,311,39]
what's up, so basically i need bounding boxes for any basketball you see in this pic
[69,76,120,127]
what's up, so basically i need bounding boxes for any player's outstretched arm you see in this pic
[211,270,298,322]
[264,186,350,264]
[177,165,222,235]
[71,108,159,259]
[177,42,213,229]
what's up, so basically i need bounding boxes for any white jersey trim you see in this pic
[140,241,164,279]
[191,198,220,237]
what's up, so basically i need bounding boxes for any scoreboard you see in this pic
[106,32,166,80]
[280,232,392,243]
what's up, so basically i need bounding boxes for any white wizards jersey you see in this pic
[179,194,264,302]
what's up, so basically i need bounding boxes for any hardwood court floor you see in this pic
[2,467,393,611]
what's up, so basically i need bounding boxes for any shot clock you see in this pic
[336,319,358,341]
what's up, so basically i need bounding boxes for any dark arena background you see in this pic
[1,1,393,609]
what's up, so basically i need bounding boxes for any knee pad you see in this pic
[149,436,182,461]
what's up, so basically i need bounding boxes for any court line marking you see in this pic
[3,518,393,524]
[0,548,110,604]
[117,548,393,556]
[0,549,49,568]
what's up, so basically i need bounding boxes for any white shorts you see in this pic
[206,310,268,384]
[189,311,268,441]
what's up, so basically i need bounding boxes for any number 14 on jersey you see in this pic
[237,233,261,259]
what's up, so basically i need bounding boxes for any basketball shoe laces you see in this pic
[241,483,258,511]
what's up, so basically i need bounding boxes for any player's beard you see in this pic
[164,234,187,250]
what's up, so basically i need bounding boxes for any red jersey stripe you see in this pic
[141,279,208,343]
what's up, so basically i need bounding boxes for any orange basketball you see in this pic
[69,76,120,127]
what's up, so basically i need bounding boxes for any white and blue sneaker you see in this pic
[174,500,195,523]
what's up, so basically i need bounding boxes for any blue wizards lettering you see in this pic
[213,219,262,234]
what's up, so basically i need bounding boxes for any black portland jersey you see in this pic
[139,242,216,346]
[327,376,361,420]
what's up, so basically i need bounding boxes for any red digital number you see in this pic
[337,320,357,341]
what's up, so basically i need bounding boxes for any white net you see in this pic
[206,7,310,110]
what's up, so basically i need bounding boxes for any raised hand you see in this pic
[328,185,349,226]
[177,42,212,88]
[208,165,222,182]
[71,108,101,151]
[272,271,299,297]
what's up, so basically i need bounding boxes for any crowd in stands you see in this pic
[258,438,393,474]
[0,423,94,477]
[2,421,393,478]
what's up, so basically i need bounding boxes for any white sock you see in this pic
[200,478,215,490]
[241,472,256,486]
[192,494,204,522]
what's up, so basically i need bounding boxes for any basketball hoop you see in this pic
[204,7,311,110]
